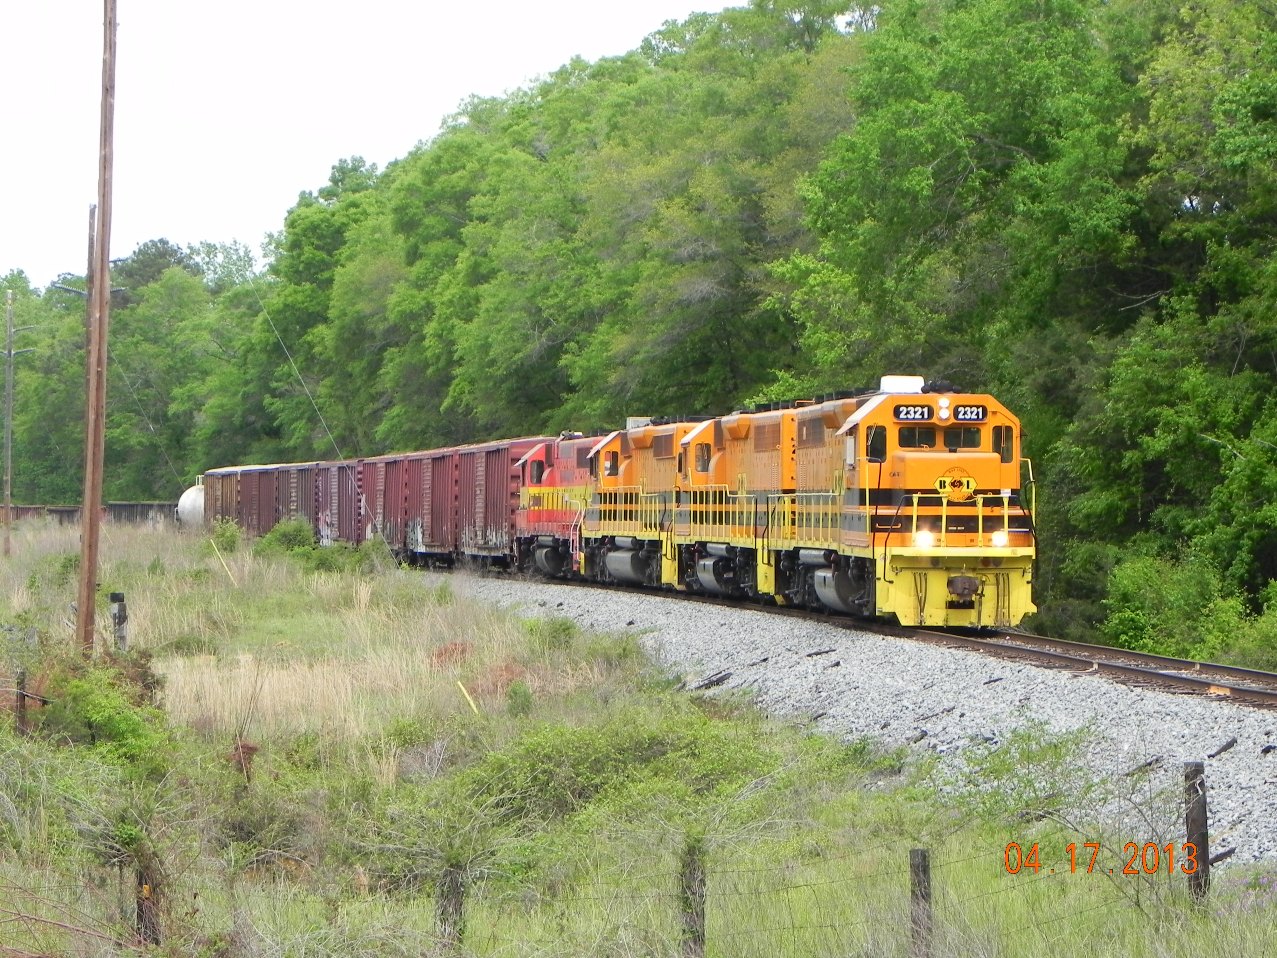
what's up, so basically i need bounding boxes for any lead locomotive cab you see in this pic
[833,375,1036,627]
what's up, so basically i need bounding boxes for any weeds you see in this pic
[0,524,1273,957]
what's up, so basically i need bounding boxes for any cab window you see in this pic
[694,442,711,473]
[530,460,546,484]
[866,425,887,462]
[993,425,1014,463]
[898,426,937,448]
[604,451,619,477]
[942,427,981,449]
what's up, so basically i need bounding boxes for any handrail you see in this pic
[904,492,1019,547]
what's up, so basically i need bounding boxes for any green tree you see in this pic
[263,157,382,458]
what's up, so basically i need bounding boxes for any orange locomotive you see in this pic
[516,376,1036,627]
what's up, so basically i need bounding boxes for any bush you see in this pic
[255,518,316,555]
[1100,549,1271,663]
[35,665,171,781]
[506,680,534,717]
[526,617,578,653]
[210,517,241,554]
[450,710,775,826]
[25,552,80,592]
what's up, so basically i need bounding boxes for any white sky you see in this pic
[1,1,731,288]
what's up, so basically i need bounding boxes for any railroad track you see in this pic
[831,619,1277,711]
[517,572,1277,711]
[904,631,1277,715]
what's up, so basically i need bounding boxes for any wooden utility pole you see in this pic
[75,0,117,657]
[3,290,13,558]
[84,205,97,451]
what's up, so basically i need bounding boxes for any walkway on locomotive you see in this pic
[580,385,1034,558]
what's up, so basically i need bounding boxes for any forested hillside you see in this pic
[2,0,1275,656]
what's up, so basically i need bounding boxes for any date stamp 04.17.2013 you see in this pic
[1004,842,1201,876]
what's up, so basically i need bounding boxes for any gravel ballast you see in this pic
[436,573,1277,867]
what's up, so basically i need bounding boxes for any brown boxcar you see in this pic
[456,439,546,556]
[203,438,548,565]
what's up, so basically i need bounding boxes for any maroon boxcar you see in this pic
[203,435,550,565]
[366,452,431,554]
[456,438,543,556]
[204,437,546,565]
[203,467,238,528]
[202,464,283,536]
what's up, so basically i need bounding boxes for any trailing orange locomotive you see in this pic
[201,376,1036,627]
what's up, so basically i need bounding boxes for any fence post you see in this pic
[679,832,707,958]
[135,864,161,945]
[15,667,26,734]
[1184,761,1210,902]
[910,848,932,958]
[109,592,128,652]
[436,863,466,955]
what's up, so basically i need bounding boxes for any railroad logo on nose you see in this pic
[935,469,977,501]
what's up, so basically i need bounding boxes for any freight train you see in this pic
[197,375,1036,628]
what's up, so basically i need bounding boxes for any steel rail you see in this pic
[503,572,1277,711]
[853,623,1277,711]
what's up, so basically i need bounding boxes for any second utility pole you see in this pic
[75,0,117,657]
[3,290,13,558]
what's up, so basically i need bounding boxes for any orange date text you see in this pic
[1003,841,1199,876]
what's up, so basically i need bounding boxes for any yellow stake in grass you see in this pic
[209,539,239,587]
[456,680,480,715]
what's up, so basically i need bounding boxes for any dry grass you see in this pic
[31,528,636,749]
[155,582,554,741]
[6,521,1277,958]
[0,520,633,747]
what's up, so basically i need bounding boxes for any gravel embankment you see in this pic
[434,573,1277,867]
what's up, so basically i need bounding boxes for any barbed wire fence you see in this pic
[390,768,1219,958]
[0,717,1237,958]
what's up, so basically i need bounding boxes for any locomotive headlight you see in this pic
[914,530,936,549]
[991,530,1009,548]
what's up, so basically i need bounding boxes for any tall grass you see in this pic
[1,522,1275,958]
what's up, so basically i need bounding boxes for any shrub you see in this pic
[35,665,171,781]
[506,680,534,718]
[26,552,80,592]
[210,517,242,554]
[526,617,578,653]
[1100,548,1274,663]
[450,710,775,826]
[255,518,316,555]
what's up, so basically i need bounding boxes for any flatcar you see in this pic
[198,376,1036,628]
